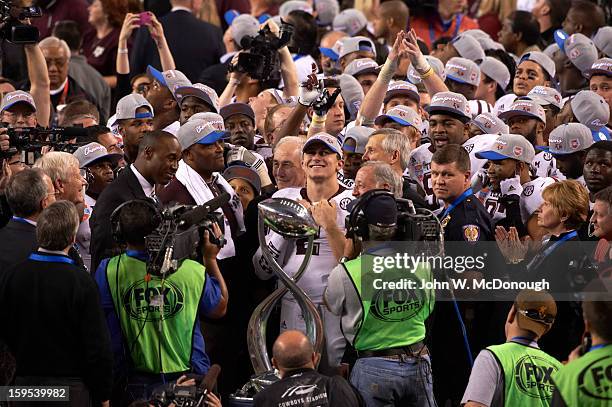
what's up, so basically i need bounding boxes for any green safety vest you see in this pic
[553,344,612,406]
[342,254,434,351]
[487,341,562,406]
[106,253,206,374]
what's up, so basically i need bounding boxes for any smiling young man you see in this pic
[253,132,354,374]
[114,94,155,164]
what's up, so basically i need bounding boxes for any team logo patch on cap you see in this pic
[463,225,480,242]
[570,139,580,149]
[514,146,523,156]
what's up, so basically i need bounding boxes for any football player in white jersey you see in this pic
[407,92,489,210]
[474,134,537,223]
[537,123,593,188]
[253,132,354,372]
[499,98,558,178]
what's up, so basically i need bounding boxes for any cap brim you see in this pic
[147,65,167,87]
[475,150,510,161]
[384,89,420,104]
[82,152,123,168]
[592,127,611,141]
[319,47,339,61]
[374,114,414,127]
[1,100,36,113]
[470,120,489,134]
[224,9,239,25]
[498,109,541,122]
[175,87,217,112]
[196,131,227,145]
[446,74,477,86]
[350,67,380,77]
[585,68,612,79]
[303,139,342,156]
[425,105,469,120]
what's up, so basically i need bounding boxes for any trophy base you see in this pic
[227,371,280,406]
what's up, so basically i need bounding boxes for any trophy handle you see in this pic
[247,215,324,374]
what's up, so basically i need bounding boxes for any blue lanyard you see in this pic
[28,253,75,265]
[12,216,32,225]
[441,188,472,219]
[589,343,611,352]
[541,231,578,258]
[429,13,463,47]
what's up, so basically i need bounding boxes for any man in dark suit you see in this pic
[0,168,56,272]
[0,200,112,406]
[130,0,225,82]
[89,130,182,271]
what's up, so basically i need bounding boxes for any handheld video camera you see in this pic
[0,1,42,44]
[144,193,230,276]
[228,20,293,81]
[0,126,90,164]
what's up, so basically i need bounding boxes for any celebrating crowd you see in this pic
[0,0,612,406]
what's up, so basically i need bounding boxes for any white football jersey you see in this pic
[464,134,498,177]
[532,151,558,178]
[493,93,518,116]
[475,188,506,222]
[520,177,558,223]
[252,186,355,302]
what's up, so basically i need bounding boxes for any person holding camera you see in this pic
[0,200,113,407]
[94,198,228,404]
[325,190,435,406]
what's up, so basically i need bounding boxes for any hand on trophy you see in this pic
[300,199,338,230]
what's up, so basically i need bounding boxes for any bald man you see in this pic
[254,331,363,407]
[372,0,409,47]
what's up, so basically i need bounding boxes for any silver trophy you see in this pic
[231,198,324,402]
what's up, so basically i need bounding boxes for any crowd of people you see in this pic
[0,0,612,406]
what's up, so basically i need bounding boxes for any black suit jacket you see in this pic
[90,166,147,273]
[129,10,225,82]
[0,219,37,272]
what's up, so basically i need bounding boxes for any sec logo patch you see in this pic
[339,197,352,211]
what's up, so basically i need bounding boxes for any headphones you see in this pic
[345,189,396,241]
[110,198,162,244]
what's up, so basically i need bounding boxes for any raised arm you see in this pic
[404,29,448,96]
[24,43,50,128]
[116,13,139,75]
[147,13,176,71]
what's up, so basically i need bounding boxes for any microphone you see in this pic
[200,364,221,394]
[179,192,231,227]
[588,221,596,238]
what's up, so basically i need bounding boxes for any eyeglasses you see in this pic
[517,309,555,324]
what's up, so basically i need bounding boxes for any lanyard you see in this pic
[292,54,306,61]
[59,80,69,106]
[589,343,611,352]
[541,231,578,258]
[12,216,33,225]
[28,253,75,265]
[429,13,463,46]
[441,188,472,219]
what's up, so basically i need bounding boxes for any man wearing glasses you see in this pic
[461,289,563,407]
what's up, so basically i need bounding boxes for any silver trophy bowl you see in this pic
[238,198,324,399]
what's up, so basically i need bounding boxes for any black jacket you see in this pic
[129,10,225,82]
[90,166,148,272]
[0,218,37,272]
[0,252,113,400]
[254,368,363,407]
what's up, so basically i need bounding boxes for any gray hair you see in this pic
[36,200,79,251]
[360,161,403,198]
[33,152,79,183]
[275,136,305,152]
[372,128,411,171]
[5,168,48,217]
[39,36,71,59]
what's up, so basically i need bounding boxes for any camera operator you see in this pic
[94,199,228,403]
[73,142,122,272]
[0,200,112,407]
[90,131,181,271]
[253,330,363,407]
[0,168,56,271]
[325,191,435,406]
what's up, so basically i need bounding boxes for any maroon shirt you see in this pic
[33,0,92,40]
[83,27,121,77]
